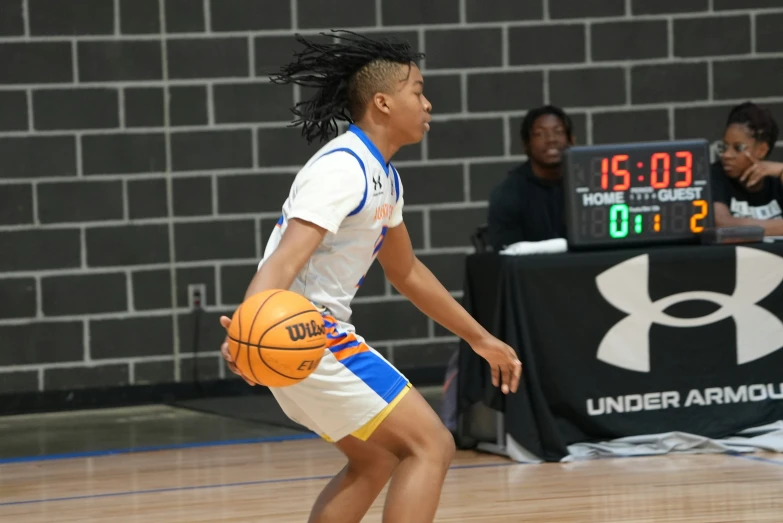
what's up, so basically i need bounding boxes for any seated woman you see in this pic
[712,102,783,235]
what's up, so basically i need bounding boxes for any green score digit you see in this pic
[609,204,629,239]
[634,214,642,234]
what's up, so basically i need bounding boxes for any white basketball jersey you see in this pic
[260,124,404,321]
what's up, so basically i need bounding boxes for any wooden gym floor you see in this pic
[2,428,783,522]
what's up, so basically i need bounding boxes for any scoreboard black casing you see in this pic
[563,139,714,250]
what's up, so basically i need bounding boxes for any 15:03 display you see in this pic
[600,151,694,190]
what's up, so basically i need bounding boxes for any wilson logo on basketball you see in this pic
[286,320,325,341]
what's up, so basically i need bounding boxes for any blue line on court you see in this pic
[0,433,319,465]
[0,474,335,507]
[0,461,522,507]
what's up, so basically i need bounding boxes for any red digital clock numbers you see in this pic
[601,155,629,190]
[601,151,693,190]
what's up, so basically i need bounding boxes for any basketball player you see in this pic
[219,31,522,523]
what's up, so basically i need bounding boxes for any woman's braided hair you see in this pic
[726,101,779,158]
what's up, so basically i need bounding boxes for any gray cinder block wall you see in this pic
[1,0,782,396]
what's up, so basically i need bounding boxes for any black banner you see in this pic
[458,244,783,462]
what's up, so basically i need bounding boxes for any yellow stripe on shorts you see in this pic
[321,382,412,443]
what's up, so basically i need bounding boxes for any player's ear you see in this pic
[756,140,770,159]
[373,92,392,115]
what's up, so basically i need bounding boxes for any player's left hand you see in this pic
[219,315,256,386]
[470,336,522,394]
[739,154,783,188]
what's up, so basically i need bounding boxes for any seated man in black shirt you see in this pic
[487,105,574,251]
[712,102,783,235]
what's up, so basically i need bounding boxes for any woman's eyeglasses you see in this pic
[714,142,750,155]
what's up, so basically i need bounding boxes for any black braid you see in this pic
[726,101,779,157]
[269,30,424,144]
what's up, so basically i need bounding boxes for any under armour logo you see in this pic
[596,246,783,372]
[372,175,382,192]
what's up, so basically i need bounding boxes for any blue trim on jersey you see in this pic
[317,147,368,217]
[330,339,361,353]
[372,226,388,256]
[340,350,407,401]
[276,215,284,226]
[348,124,389,177]
[390,164,401,203]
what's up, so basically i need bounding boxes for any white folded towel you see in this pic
[499,238,568,255]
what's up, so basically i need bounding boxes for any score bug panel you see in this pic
[564,140,713,248]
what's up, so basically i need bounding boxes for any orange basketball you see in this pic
[227,289,326,387]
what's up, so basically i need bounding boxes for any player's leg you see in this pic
[281,316,453,523]
[266,392,395,523]
[308,435,399,523]
[368,385,456,523]
[307,385,453,523]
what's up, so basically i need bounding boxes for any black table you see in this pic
[457,242,783,462]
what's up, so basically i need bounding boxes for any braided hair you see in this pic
[270,30,425,144]
[726,101,779,158]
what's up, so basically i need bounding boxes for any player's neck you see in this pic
[352,121,400,164]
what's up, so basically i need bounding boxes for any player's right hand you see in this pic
[219,316,256,386]
[470,335,522,394]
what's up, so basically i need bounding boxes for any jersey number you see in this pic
[356,226,388,288]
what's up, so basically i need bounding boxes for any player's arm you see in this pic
[220,152,364,384]
[242,219,326,300]
[239,152,364,300]
[378,225,484,344]
[220,219,326,385]
[378,223,521,393]
[713,202,783,236]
